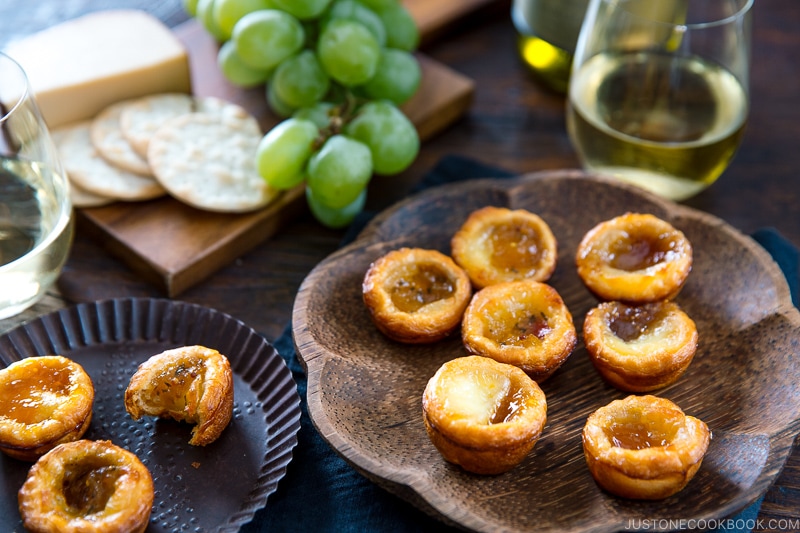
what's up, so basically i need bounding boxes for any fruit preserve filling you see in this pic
[485,307,552,347]
[62,458,123,516]
[487,222,545,273]
[441,370,526,425]
[390,264,455,313]
[607,232,680,271]
[148,358,205,412]
[606,303,667,342]
[0,360,73,424]
[605,410,680,450]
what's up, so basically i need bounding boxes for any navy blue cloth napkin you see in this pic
[244,156,798,533]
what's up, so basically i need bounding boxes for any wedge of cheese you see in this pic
[4,10,192,128]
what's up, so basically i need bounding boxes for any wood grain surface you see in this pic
[293,171,800,532]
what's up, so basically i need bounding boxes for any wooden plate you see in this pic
[292,170,800,533]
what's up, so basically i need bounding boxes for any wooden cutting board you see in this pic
[77,1,496,297]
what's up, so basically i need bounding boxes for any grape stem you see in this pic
[312,89,363,150]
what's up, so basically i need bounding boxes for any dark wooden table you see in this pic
[1,0,798,531]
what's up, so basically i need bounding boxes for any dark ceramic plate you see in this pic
[293,171,800,533]
[0,298,300,532]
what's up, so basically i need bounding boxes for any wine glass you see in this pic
[567,0,753,201]
[0,51,73,319]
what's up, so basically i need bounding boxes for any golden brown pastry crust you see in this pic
[124,345,234,446]
[575,213,693,303]
[18,439,154,533]
[461,280,577,382]
[583,301,698,391]
[582,395,709,500]
[0,355,94,461]
[451,206,558,289]
[362,247,472,343]
[422,355,547,475]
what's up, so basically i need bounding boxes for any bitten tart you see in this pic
[422,355,547,475]
[18,439,154,533]
[462,280,577,382]
[451,206,558,289]
[575,213,693,303]
[0,355,94,461]
[582,395,710,500]
[583,301,698,391]
[362,247,472,343]
[125,345,234,446]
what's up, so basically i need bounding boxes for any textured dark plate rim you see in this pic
[0,297,301,532]
[293,170,800,533]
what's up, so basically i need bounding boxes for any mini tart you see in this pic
[583,301,698,392]
[124,345,234,446]
[422,355,547,475]
[362,247,472,343]
[582,395,710,500]
[0,355,94,461]
[18,439,154,533]
[462,280,577,382]
[575,213,693,303]
[451,206,558,289]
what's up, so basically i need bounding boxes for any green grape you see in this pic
[273,0,333,20]
[306,186,366,228]
[374,3,419,51]
[218,40,271,87]
[307,135,372,208]
[197,0,228,42]
[317,18,380,86]
[232,10,305,70]
[360,48,421,105]
[325,0,386,47]
[345,101,419,175]
[293,102,336,129]
[256,118,319,190]
[214,0,274,39]
[273,51,331,109]
[183,0,200,17]
[267,82,296,117]
[355,0,397,10]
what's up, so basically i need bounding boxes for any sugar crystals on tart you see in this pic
[583,300,698,391]
[0,355,94,461]
[575,213,693,303]
[422,355,547,475]
[582,395,710,500]
[18,439,154,533]
[362,247,472,343]
[451,206,558,289]
[462,280,577,382]
[124,345,234,446]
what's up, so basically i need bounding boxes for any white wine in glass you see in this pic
[0,52,73,319]
[567,0,752,201]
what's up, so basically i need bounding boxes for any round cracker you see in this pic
[120,93,194,158]
[68,180,117,208]
[51,121,166,201]
[147,112,277,213]
[90,100,153,176]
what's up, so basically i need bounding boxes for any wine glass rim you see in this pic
[610,0,754,30]
[0,51,31,124]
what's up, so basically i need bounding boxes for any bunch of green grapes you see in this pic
[184,0,422,228]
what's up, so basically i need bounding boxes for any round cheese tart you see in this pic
[576,213,693,303]
[423,356,547,475]
[462,280,577,382]
[583,300,698,391]
[451,206,558,289]
[362,248,472,343]
[18,439,154,533]
[582,395,709,500]
[0,355,94,461]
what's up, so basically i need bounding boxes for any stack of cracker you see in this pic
[51,93,278,213]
